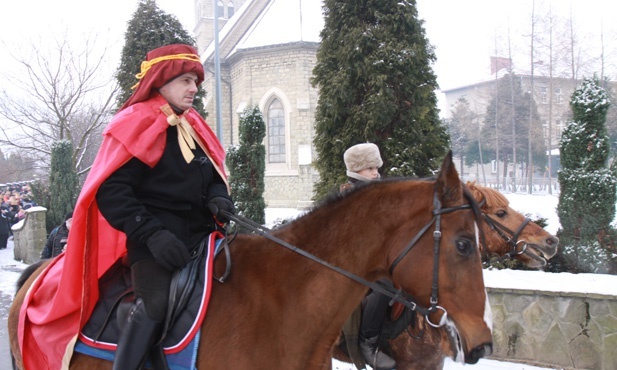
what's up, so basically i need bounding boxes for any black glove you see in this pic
[146,229,191,271]
[208,196,235,223]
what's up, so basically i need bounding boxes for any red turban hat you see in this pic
[120,44,204,111]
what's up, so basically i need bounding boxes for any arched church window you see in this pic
[216,1,224,18]
[227,2,235,18]
[267,99,286,163]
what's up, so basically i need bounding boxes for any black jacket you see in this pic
[0,211,10,236]
[96,127,229,263]
[40,223,69,259]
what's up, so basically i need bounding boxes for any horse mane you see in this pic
[309,177,481,216]
[288,176,479,228]
[270,178,412,234]
[307,177,435,213]
[466,181,509,209]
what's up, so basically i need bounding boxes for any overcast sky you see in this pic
[1,0,616,108]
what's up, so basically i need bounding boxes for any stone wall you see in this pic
[11,207,47,264]
[488,286,617,369]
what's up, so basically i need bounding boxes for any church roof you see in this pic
[203,0,323,62]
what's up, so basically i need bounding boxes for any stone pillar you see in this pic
[12,206,47,264]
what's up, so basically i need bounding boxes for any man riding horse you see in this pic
[17,44,235,370]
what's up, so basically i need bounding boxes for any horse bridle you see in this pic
[478,198,531,261]
[219,185,477,328]
[388,189,474,327]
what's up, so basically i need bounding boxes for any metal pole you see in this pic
[214,0,223,142]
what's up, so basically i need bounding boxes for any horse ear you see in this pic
[435,151,463,205]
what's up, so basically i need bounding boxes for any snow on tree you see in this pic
[555,76,617,273]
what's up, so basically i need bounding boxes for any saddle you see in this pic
[79,233,223,354]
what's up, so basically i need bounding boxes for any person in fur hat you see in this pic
[340,143,383,192]
[339,143,396,370]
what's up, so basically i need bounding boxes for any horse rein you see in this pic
[218,210,422,312]
[218,185,477,327]
[478,198,531,261]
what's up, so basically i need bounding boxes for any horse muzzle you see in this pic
[466,342,493,364]
[444,316,493,364]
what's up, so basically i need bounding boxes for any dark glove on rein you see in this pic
[146,229,191,271]
[208,196,235,223]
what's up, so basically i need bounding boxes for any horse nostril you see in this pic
[548,236,559,246]
[484,343,493,356]
[466,342,493,364]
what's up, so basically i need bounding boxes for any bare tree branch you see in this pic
[0,31,117,176]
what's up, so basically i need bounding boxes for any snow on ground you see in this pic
[0,241,28,297]
[332,358,561,370]
[504,192,560,235]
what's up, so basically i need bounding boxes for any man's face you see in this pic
[159,72,199,112]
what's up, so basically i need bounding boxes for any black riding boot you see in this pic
[359,335,397,370]
[360,284,397,370]
[112,298,163,370]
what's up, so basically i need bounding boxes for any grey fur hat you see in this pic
[343,143,383,172]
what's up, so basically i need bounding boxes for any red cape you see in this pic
[18,94,227,370]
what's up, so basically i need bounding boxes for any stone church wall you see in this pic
[205,44,320,208]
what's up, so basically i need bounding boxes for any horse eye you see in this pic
[455,239,473,256]
[495,210,507,218]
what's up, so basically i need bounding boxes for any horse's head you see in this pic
[466,181,559,268]
[387,152,492,364]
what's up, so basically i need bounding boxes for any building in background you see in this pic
[195,0,321,208]
[442,72,593,191]
[193,1,608,199]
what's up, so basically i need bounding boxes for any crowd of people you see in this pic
[0,184,36,237]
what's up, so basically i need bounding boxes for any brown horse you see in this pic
[468,182,559,268]
[9,152,493,370]
[334,181,559,370]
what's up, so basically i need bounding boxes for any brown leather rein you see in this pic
[219,185,478,324]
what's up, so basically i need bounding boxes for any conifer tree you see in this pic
[446,97,476,175]
[115,0,206,115]
[311,0,448,199]
[556,76,616,273]
[479,74,546,181]
[226,106,266,224]
[47,141,78,232]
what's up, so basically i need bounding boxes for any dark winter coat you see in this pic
[96,126,230,264]
[40,223,69,259]
[0,211,10,236]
